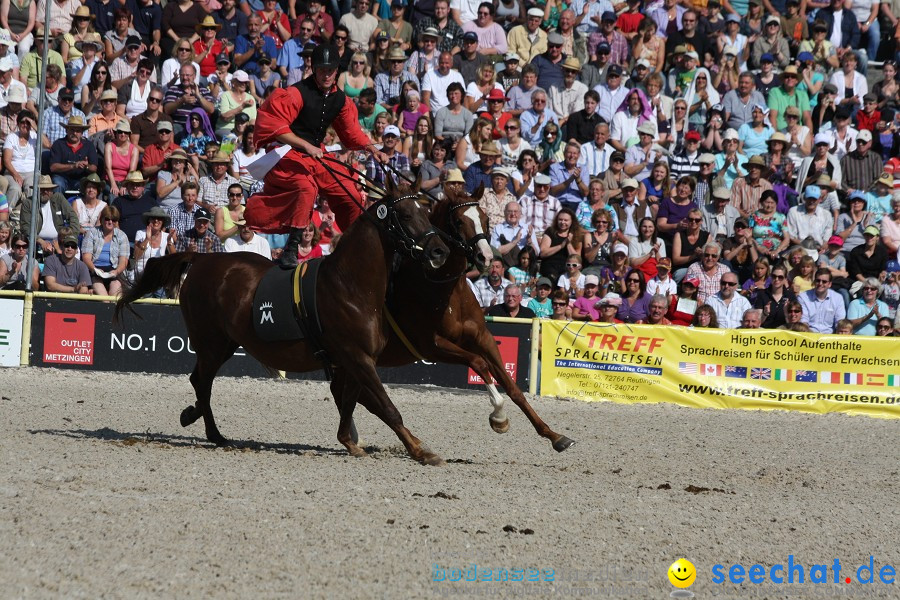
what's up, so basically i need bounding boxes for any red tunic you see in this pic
[244,84,373,234]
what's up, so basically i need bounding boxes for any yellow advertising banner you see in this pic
[540,322,900,419]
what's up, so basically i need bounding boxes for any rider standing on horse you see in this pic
[246,44,389,267]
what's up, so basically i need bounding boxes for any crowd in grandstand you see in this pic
[0,0,898,335]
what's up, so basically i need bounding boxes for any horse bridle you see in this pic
[317,155,444,263]
[443,199,490,265]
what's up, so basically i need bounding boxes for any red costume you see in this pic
[245,78,372,234]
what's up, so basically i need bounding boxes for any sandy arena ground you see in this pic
[1,367,898,599]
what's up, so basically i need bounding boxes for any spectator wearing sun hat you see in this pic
[547,56,587,128]
[730,155,773,220]
[0,56,25,109]
[463,139,503,195]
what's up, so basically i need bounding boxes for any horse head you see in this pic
[443,184,493,273]
[382,174,449,270]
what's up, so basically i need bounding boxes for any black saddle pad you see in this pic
[252,259,324,342]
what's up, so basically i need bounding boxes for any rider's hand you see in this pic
[373,150,390,163]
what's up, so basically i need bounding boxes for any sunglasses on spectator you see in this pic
[552,302,567,307]
[178,47,191,52]
[787,308,802,313]
[720,280,738,286]
[334,35,348,41]
[13,243,28,249]
[505,125,518,130]
[864,286,877,291]
[104,217,119,222]
[815,278,831,284]
[63,242,78,249]
[627,278,641,283]
[228,192,244,197]
[96,70,108,74]
[772,274,785,279]
[687,217,702,223]
[704,253,719,258]
[352,60,365,65]
[877,324,892,330]
[148,97,162,103]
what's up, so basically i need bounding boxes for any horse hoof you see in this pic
[422,453,446,467]
[180,405,200,427]
[348,447,369,458]
[211,436,232,447]
[489,416,510,434]
[553,436,575,453]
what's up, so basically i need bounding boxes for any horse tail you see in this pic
[114,253,196,325]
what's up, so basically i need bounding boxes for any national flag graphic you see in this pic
[888,374,900,387]
[774,369,792,381]
[866,374,885,386]
[819,371,841,384]
[725,365,747,378]
[701,363,722,376]
[844,373,863,385]
[679,362,697,374]
[750,368,771,380]
[795,370,818,383]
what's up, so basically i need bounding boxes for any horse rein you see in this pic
[316,154,444,263]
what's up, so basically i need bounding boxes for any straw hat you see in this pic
[478,141,501,156]
[64,115,89,130]
[75,32,102,51]
[561,56,582,72]
[167,148,189,162]
[113,119,131,133]
[38,175,57,189]
[767,132,789,146]
[100,89,118,102]
[388,47,407,61]
[142,206,171,226]
[123,171,148,185]
[196,15,222,33]
[444,169,465,184]
[743,155,768,169]
[876,172,894,188]
[205,151,232,164]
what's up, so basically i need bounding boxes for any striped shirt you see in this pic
[520,194,561,234]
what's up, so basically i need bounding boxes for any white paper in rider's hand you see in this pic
[246,144,292,180]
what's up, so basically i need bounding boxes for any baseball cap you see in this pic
[59,87,75,100]
[797,51,814,62]
[699,153,716,164]
[683,277,700,288]
[527,7,543,17]
[157,120,173,132]
[585,274,600,286]
[596,42,611,54]
[383,124,401,138]
[601,10,617,21]
[857,129,873,143]
[685,130,701,141]
[864,225,880,237]
[534,173,551,185]
[194,207,212,221]
[827,235,844,247]
[61,231,79,245]
[804,185,821,199]
[612,242,629,255]
[547,32,564,45]
[814,131,832,145]
[536,276,553,288]
[607,64,623,76]
[504,52,521,62]
[216,52,230,64]
[723,128,739,141]
[125,35,142,48]
[760,53,774,63]
[610,150,625,162]
[462,31,478,42]
[621,178,638,189]
[657,257,672,271]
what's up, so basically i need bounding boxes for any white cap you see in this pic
[527,7,544,17]
[534,173,551,185]
[383,125,401,138]
[856,129,873,143]
[232,69,250,83]
[814,131,832,146]
[584,274,600,286]
[7,85,25,103]
[613,242,629,255]
[0,56,12,71]
[723,128,739,141]
[504,52,521,62]
[635,58,651,69]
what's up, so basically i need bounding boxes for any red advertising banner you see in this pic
[468,336,518,385]
[43,313,96,365]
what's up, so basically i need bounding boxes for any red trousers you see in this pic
[244,151,363,234]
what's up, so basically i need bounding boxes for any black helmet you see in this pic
[311,44,340,69]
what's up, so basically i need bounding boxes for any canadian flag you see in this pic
[702,364,722,376]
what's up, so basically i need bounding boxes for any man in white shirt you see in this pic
[0,57,25,109]
[338,0,378,52]
[548,57,587,129]
[421,51,465,113]
[594,64,628,123]
[472,257,510,311]
[225,219,272,258]
[784,185,834,253]
[704,271,751,329]
[578,122,612,177]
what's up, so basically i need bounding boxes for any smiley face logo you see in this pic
[668,558,696,588]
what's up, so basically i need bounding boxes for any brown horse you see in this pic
[116,178,454,465]
[332,186,575,460]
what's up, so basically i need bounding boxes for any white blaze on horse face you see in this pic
[462,205,493,266]
[486,383,508,423]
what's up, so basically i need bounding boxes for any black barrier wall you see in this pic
[29,298,533,391]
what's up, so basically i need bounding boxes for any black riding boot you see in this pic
[278,227,303,268]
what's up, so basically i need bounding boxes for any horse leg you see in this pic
[434,335,575,453]
[330,369,366,457]
[182,336,238,446]
[348,357,443,466]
